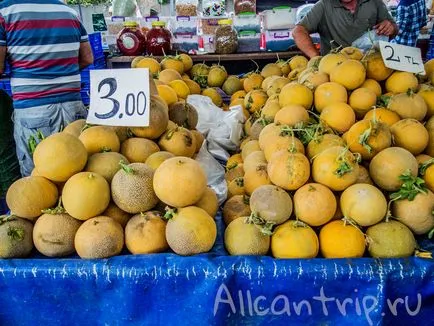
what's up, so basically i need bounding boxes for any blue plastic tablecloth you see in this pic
[0,212,433,325]
[0,254,433,325]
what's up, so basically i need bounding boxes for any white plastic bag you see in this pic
[195,140,227,205]
[352,30,388,52]
[187,95,245,161]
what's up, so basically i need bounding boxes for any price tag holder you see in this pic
[379,41,425,75]
[87,68,150,127]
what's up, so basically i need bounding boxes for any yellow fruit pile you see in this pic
[2,95,219,259]
[223,48,434,259]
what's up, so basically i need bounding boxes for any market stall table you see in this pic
[0,218,433,325]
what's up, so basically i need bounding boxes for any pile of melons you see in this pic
[222,47,434,259]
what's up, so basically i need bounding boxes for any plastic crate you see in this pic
[88,32,104,59]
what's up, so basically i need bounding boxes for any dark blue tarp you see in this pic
[0,255,433,325]
[0,213,433,325]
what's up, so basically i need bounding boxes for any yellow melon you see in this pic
[33,132,88,182]
[314,82,348,113]
[62,172,110,221]
[330,59,366,90]
[279,83,313,109]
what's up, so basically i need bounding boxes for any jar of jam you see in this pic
[117,21,146,56]
[146,21,172,56]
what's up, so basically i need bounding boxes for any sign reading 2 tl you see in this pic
[87,68,151,127]
[379,41,425,75]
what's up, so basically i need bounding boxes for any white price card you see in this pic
[87,68,150,127]
[379,41,425,75]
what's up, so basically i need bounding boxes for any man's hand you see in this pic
[374,20,397,36]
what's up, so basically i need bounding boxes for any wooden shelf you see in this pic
[107,51,302,68]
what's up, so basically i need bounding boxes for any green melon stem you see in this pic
[0,215,16,225]
[390,170,427,201]
[41,197,65,215]
[119,160,134,174]
[245,213,275,236]
[428,227,434,240]
[242,195,250,205]
[100,146,112,153]
[419,158,434,176]
[7,226,24,241]
[163,207,178,220]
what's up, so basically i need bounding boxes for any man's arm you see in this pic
[293,25,320,59]
[293,1,324,58]
[78,20,93,69]
[375,0,398,37]
[79,41,93,70]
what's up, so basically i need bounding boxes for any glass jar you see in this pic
[117,21,146,56]
[146,21,172,56]
[215,19,238,54]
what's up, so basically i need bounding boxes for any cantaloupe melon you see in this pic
[103,201,132,227]
[63,119,86,137]
[0,216,33,258]
[222,195,251,225]
[120,138,160,163]
[6,176,58,221]
[194,187,219,217]
[85,152,129,183]
[168,102,198,129]
[153,157,207,207]
[62,172,110,221]
[33,213,82,257]
[145,151,175,170]
[158,127,196,157]
[165,206,217,255]
[74,216,124,259]
[224,216,270,255]
[33,132,88,182]
[125,211,168,254]
[79,126,120,154]
[111,163,159,214]
[130,95,169,139]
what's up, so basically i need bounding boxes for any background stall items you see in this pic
[233,13,261,33]
[203,0,226,16]
[146,21,172,55]
[176,0,198,16]
[215,19,238,54]
[234,0,256,15]
[262,6,297,30]
[117,21,147,56]
[237,31,260,52]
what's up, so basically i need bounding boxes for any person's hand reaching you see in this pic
[374,20,396,36]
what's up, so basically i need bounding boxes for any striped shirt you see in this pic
[0,0,88,109]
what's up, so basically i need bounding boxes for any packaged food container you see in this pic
[233,13,260,33]
[116,21,146,56]
[200,17,226,34]
[237,31,260,53]
[176,0,198,16]
[234,0,256,15]
[107,16,125,36]
[172,34,199,53]
[265,29,295,52]
[146,21,172,56]
[199,34,216,53]
[262,6,297,30]
[215,19,238,54]
[171,16,198,35]
[202,0,226,17]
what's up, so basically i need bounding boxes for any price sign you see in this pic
[379,41,425,74]
[87,68,150,127]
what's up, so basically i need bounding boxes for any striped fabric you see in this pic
[0,0,88,109]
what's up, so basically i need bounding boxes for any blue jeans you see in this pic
[13,101,88,177]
